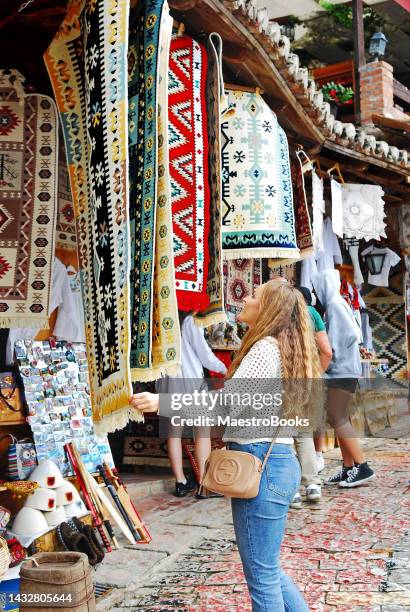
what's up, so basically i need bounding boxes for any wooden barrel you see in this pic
[19,552,96,611]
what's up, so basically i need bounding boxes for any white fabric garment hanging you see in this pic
[312,170,325,254]
[348,244,364,287]
[316,218,342,272]
[342,183,386,241]
[300,255,318,293]
[64,266,86,343]
[361,246,401,287]
[51,258,81,342]
[330,178,343,238]
[6,258,81,361]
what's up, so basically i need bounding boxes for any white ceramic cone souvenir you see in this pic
[65,498,87,519]
[24,487,56,511]
[55,481,81,506]
[29,460,64,489]
[44,506,66,527]
[13,507,48,536]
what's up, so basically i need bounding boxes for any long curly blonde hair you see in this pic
[228,281,324,421]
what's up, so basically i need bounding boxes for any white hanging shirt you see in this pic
[361,246,401,287]
[312,170,325,254]
[52,259,83,342]
[316,218,343,272]
[330,179,344,238]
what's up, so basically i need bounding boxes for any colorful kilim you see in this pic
[56,138,77,255]
[291,154,313,259]
[168,33,211,311]
[128,0,166,377]
[45,0,135,434]
[221,90,299,260]
[150,3,181,380]
[194,33,227,328]
[224,258,262,323]
[0,69,57,329]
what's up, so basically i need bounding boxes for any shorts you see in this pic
[326,378,358,394]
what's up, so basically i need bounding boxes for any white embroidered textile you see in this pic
[341,184,386,241]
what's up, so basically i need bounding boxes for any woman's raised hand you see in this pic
[130,392,160,413]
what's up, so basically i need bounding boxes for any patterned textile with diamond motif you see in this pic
[221,90,299,260]
[224,258,262,323]
[56,138,77,258]
[128,0,180,382]
[45,0,135,434]
[0,69,58,329]
[168,33,211,311]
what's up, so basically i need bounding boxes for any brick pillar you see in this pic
[359,61,394,125]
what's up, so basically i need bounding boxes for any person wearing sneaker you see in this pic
[292,438,322,507]
[291,287,333,507]
[157,311,227,497]
[312,270,375,489]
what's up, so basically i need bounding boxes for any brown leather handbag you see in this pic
[200,437,278,499]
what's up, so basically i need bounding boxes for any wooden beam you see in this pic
[352,0,365,125]
[324,140,410,177]
[372,113,410,134]
[393,78,410,106]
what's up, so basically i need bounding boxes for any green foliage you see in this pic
[318,0,386,33]
[321,81,354,106]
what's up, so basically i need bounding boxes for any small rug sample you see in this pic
[224,258,262,323]
[45,0,135,433]
[342,183,386,241]
[0,69,58,329]
[290,154,313,259]
[150,3,181,380]
[168,33,211,311]
[194,33,227,328]
[221,89,299,260]
[56,138,77,257]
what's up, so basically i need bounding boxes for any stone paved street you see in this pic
[96,439,410,611]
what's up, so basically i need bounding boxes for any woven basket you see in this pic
[0,535,11,581]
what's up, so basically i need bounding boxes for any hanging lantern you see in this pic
[369,31,388,61]
[365,252,386,275]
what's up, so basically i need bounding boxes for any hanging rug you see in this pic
[221,89,299,260]
[0,69,58,329]
[168,33,211,311]
[56,138,77,258]
[194,32,227,328]
[290,154,314,259]
[150,2,181,380]
[45,0,135,434]
[224,258,262,323]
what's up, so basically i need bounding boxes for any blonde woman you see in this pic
[130,281,322,612]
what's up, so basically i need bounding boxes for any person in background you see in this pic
[286,286,331,508]
[297,286,333,474]
[312,270,375,488]
[157,311,227,497]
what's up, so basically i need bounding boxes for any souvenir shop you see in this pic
[0,0,409,604]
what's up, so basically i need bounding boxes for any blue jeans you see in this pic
[229,442,309,612]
